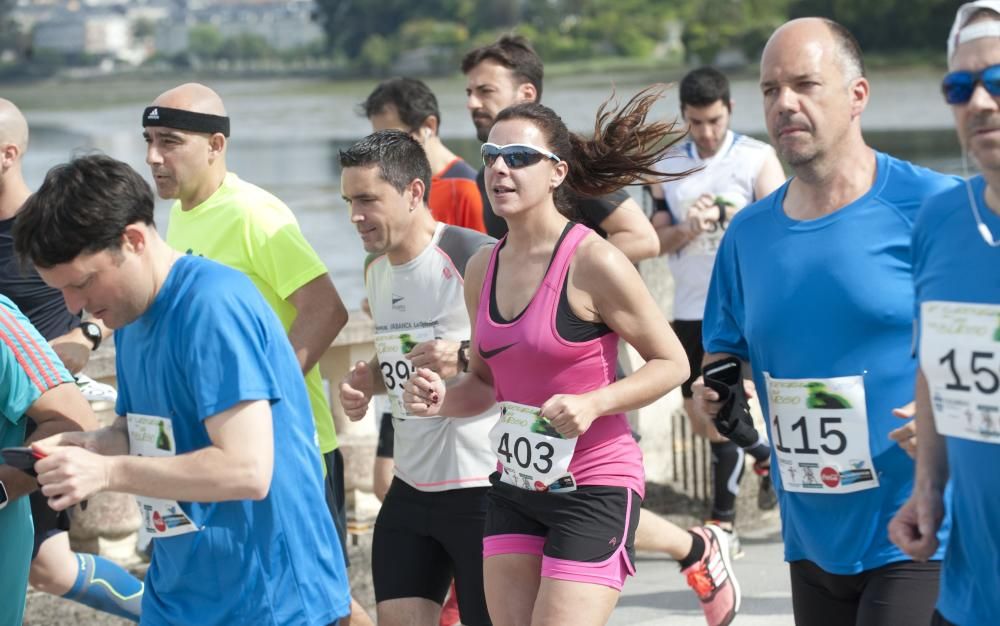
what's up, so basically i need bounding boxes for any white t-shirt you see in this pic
[365,223,497,491]
[657,130,776,320]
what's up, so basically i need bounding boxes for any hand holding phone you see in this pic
[702,357,760,448]
[1,446,45,477]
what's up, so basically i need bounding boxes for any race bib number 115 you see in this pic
[764,374,879,494]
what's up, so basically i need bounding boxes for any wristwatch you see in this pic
[458,340,471,373]
[0,480,8,511]
[80,321,102,351]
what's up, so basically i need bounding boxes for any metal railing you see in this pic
[670,408,713,506]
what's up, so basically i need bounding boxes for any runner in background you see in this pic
[649,66,786,556]
[461,35,659,263]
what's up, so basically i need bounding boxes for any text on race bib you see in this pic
[920,301,1000,444]
[764,374,879,494]
[488,401,578,492]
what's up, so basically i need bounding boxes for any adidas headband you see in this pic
[142,106,230,137]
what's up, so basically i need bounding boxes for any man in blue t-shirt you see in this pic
[889,4,1000,626]
[694,18,959,626]
[14,154,350,626]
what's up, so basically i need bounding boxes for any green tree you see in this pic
[218,33,274,61]
[358,33,394,75]
[188,24,224,60]
[789,0,961,54]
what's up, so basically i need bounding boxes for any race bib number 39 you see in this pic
[374,326,435,418]
[920,301,1000,444]
[488,401,578,492]
[764,374,879,494]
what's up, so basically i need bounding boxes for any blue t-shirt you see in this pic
[114,255,350,626]
[0,295,73,626]
[914,176,1000,626]
[703,151,958,574]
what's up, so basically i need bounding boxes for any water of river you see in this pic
[13,70,966,305]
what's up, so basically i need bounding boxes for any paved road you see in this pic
[611,523,793,626]
[26,522,793,625]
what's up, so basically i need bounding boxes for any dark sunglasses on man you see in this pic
[942,64,1000,104]
[481,142,562,169]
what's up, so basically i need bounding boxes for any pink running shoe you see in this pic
[682,524,742,626]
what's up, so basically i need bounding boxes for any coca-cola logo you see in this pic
[821,467,840,488]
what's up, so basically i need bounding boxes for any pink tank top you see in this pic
[476,223,645,497]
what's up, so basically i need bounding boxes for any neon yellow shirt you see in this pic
[166,172,338,453]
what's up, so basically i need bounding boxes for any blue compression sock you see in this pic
[63,553,143,622]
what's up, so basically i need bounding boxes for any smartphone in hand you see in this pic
[1,446,44,477]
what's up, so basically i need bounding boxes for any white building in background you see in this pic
[13,0,321,66]
[155,0,324,56]
[33,10,130,55]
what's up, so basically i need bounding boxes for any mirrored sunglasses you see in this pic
[481,142,562,169]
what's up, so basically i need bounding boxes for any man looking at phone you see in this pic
[0,294,96,625]
[648,67,786,553]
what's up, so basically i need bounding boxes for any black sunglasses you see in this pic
[481,143,562,169]
[942,64,1000,105]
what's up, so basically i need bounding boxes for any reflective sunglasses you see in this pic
[481,142,562,169]
[942,64,1000,104]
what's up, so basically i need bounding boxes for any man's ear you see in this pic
[517,82,538,104]
[208,133,227,159]
[407,177,426,211]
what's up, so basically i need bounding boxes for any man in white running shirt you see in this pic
[649,66,786,554]
[338,130,496,626]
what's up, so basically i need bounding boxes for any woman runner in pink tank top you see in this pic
[405,89,690,625]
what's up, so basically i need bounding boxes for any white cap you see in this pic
[949,1,1000,60]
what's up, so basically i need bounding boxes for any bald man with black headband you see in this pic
[890,4,1000,626]
[142,84,372,625]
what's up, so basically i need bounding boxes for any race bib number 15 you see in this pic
[920,301,1000,444]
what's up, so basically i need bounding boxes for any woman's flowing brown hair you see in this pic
[493,85,692,218]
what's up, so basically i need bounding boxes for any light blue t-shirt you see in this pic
[0,294,73,626]
[703,151,958,574]
[114,255,350,626]
[914,176,1000,626]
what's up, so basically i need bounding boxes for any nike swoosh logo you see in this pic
[478,342,518,359]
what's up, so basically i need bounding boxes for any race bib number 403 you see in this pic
[488,401,578,492]
[764,374,879,494]
[374,326,435,418]
[920,301,1000,444]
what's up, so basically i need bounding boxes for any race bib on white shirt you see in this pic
[681,191,745,257]
[127,413,199,538]
[488,401,578,492]
[920,301,1000,444]
[764,374,879,494]
[374,326,436,418]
